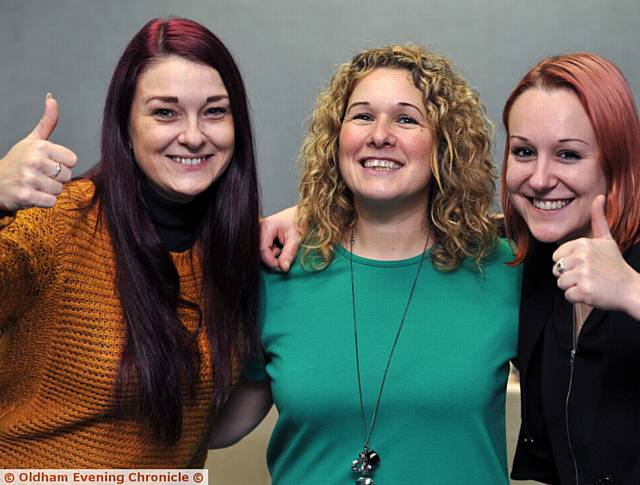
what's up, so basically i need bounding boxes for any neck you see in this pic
[346,200,433,260]
[140,176,206,252]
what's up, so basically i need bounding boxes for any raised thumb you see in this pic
[591,194,612,239]
[27,93,59,140]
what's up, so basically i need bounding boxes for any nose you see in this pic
[528,157,557,191]
[367,117,395,148]
[177,118,206,150]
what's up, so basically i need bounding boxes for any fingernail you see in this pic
[46,92,53,100]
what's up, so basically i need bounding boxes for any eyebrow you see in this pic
[346,101,426,117]
[145,95,229,104]
[558,138,591,146]
[509,134,591,146]
[398,102,426,116]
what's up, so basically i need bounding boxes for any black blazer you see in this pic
[511,242,640,485]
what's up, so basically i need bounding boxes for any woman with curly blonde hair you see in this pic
[296,44,499,272]
[215,44,520,484]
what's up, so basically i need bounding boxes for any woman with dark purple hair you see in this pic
[0,17,261,467]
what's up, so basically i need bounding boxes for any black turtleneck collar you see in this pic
[140,177,208,253]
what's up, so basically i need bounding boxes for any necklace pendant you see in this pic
[351,448,380,484]
[355,478,374,485]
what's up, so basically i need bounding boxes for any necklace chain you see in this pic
[349,229,429,450]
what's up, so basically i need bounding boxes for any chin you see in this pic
[174,181,214,198]
[530,233,560,244]
[528,225,575,245]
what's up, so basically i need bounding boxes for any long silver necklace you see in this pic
[349,229,428,485]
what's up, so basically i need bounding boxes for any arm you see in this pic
[0,96,75,323]
[209,377,274,449]
[259,205,301,272]
[0,95,77,212]
[0,206,58,326]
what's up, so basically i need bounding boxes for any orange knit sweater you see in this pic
[0,179,224,468]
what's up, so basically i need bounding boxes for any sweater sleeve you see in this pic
[0,207,58,327]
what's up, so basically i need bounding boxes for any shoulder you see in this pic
[260,251,344,306]
[470,239,521,277]
[54,178,95,211]
[493,238,517,264]
[260,259,320,289]
[42,178,96,228]
[2,179,97,244]
[16,178,94,219]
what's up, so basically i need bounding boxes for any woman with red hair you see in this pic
[0,17,261,467]
[502,53,640,483]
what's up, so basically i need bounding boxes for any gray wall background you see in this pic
[2,0,639,215]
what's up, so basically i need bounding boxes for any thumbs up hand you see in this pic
[552,195,640,319]
[0,94,78,212]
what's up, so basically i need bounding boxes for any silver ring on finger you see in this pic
[556,258,566,275]
[53,161,62,179]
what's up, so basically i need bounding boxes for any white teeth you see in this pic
[362,159,401,170]
[532,198,571,210]
[170,156,207,165]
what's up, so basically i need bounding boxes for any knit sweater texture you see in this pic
[0,179,221,468]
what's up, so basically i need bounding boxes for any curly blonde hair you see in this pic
[298,44,498,271]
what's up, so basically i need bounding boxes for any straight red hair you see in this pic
[500,53,640,264]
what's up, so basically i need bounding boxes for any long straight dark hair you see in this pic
[86,17,261,443]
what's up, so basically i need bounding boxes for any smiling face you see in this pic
[506,87,607,244]
[338,68,435,215]
[128,55,235,202]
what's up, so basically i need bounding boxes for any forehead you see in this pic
[508,87,594,137]
[349,67,422,101]
[135,56,228,96]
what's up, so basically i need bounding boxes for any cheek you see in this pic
[128,130,169,184]
[338,124,359,158]
[206,122,235,151]
[408,133,434,161]
[505,160,523,194]
[128,120,143,152]
[337,153,350,185]
[407,158,432,184]
[592,170,608,196]
[337,129,353,178]
[221,123,236,149]
[131,121,172,154]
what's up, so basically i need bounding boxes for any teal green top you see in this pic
[257,240,521,484]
